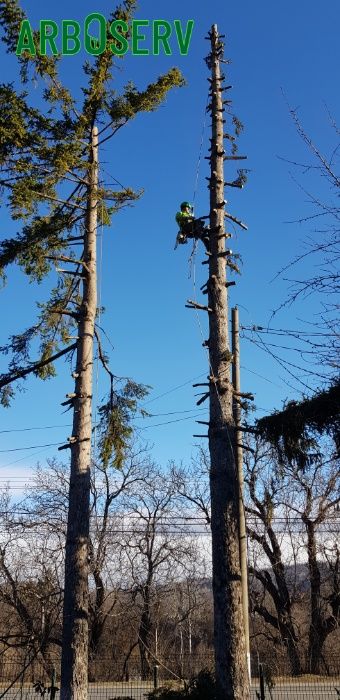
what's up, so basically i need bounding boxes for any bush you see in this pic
[148,671,217,700]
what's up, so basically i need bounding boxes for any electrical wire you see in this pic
[135,413,207,431]
[244,335,322,391]
[0,424,72,435]
[240,366,286,391]
[0,446,59,469]
[241,325,338,338]
[0,442,62,454]
[0,525,337,534]
[141,373,210,407]
[0,512,338,524]
[147,408,207,418]
[0,409,207,438]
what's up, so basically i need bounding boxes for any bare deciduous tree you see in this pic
[245,438,340,674]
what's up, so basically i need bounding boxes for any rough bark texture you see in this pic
[231,307,251,676]
[60,126,98,700]
[305,516,337,674]
[207,25,250,700]
[138,583,152,680]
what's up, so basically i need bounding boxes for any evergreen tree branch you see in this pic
[0,342,77,390]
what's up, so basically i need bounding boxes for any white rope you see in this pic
[192,96,209,209]
[92,179,104,471]
[137,634,184,683]
[188,98,209,278]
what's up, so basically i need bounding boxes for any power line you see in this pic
[0,442,61,454]
[240,325,338,338]
[141,372,209,407]
[0,446,59,469]
[0,424,71,435]
[0,510,338,524]
[247,335,328,385]
[0,526,337,535]
[240,365,286,390]
[135,413,206,430]
[0,409,207,437]
[243,335,313,393]
[244,339,325,356]
[147,408,207,418]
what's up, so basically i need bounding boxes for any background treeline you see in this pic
[0,426,338,681]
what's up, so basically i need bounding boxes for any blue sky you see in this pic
[0,0,339,486]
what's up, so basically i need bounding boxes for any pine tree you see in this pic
[205,25,250,699]
[0,2,184,697]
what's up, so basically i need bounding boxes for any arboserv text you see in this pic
[16,16,195,56]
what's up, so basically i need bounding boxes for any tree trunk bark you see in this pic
[281,620,303,676]
[231,307,251,679]
[306,519,324,674]
[138,587,152,680]
[207,25,250,700]
[60,125,98,700]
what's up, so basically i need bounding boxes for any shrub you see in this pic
[148,670,217,700]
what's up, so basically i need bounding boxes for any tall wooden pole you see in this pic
[232,306,251,679]
[60,125,98,700]
[206,25,250,699]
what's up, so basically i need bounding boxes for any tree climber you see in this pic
[175,201,210,251]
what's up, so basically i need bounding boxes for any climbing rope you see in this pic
[188,97,209,278]
[92,179,105,473]
[192,97,209,208]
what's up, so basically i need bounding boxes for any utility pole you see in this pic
[60,125,98,700]
[191,25,251,699]
[232,306,251,680]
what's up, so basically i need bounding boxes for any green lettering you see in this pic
[132,20,149,56]
[40,20,59,56]
[110,19,129,56]
[16,19,36,56]
[62,20,81,56]
[84,13,106,55]
[152,20,172,56]
[174,19,194,56]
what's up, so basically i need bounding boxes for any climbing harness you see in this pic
[174,231,188,250]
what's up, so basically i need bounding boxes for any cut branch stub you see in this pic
[196,392,210,406]
[186,300,213,312]
[225,180,243,189]
[56,268,86,278]
[225,213,248,230]
[238,425,259,435]
[224,155,247,161]
[233,391,255,401]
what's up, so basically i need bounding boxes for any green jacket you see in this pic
[176,210,193,230]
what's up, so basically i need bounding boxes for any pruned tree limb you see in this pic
[0,343,77,390]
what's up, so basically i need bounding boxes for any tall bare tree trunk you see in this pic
[138,583,152,680]
[207,25,250,700]
[60,125,98,700]
[307,519,324,674]
[232,307,251,679]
